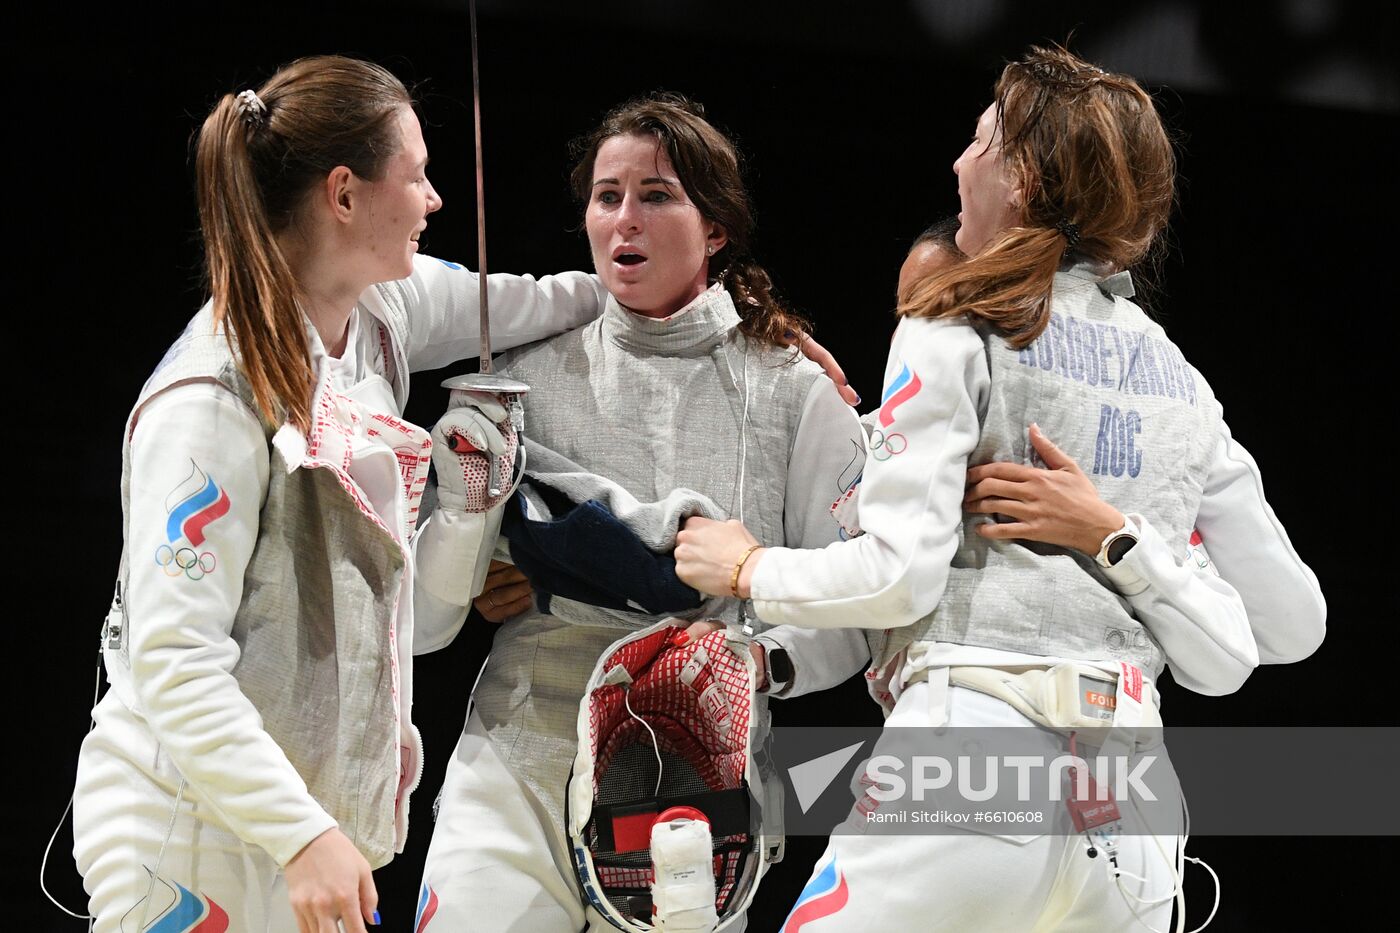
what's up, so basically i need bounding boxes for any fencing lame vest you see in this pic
[109,301,412,868]
[469,286,822,834]
[871,265,1222,679]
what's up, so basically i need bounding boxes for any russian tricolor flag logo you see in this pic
[414,882,440,932]
[878,363,922,427]
[122,872,228,932]
[781,854,849,932]
[164,460,230,547]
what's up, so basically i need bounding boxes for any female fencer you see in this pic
[413,93,871,931]
[676,46,1323,931]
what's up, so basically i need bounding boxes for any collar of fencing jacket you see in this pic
[1060,260,1137,299]
[601,282,740,356]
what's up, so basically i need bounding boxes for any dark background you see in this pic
[21,0,1397,929]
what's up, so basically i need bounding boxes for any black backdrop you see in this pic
[22,1,1397,929]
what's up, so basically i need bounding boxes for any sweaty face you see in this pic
[359,108,443,282]
[952,104,1022,257]
[585,134,724,318]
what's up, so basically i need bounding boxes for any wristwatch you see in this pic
[1095,518,1139,568]
[756,637,793,693]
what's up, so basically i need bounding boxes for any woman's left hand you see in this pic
[674,619,769,691]
[963,424,1125,556]
[675,516,764,598]
[473,559,534,622]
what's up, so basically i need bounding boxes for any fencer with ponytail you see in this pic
[194,55,412,430]
[899,45,1176,347]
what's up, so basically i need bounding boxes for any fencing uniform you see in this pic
[73,255,609,932]
[415,285,870,931]
[747,266,1323,931]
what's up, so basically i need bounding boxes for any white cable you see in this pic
[1112,823,1180,907]
[1178,854,1221,932]
[624,686,664,798]
[39,794,90,920]
[737,351,751,527]
[1109,791,1182,933]
[1172,793,1220,933]
[40,659,101,922]
[138,779,188,932]
[717,347,756,636]
[1174,800,1188,933]
[1112,782,1219,933]
[736,352,754,635]
[53,612,191,931]
[715,346,752,527]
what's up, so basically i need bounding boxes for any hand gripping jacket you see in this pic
[568,621,774,932]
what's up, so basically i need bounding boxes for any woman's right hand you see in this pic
[285,828,379,932]
[430,390,519,513]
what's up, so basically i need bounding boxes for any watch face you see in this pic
[1106,534,1138,566]
[767,647,794,684]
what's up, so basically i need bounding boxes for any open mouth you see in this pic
[612,245,648,266]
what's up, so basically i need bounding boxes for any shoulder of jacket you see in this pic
[498,321,595,375]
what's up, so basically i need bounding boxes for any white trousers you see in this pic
[780,683,1182,933]
[420,710,753,933]
[73,692,298,933]
[417,709,594,932]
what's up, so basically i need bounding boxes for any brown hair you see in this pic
[569,93,809,350]
[899,216,968,305]
[195,55,412,430]
[900,45,1176,347]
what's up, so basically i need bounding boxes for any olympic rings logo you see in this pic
[155,544,217,581]
[869,429,908,462]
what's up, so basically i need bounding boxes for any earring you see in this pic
[707,245,715,256]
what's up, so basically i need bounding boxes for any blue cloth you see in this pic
[501,479,703,616]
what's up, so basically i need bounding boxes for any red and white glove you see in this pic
[430,390,522,513]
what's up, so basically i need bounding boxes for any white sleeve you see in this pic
[411,506,503,654]
[389,254,610,371]
[759,376,872,696]
[126,384,336,866]
[750,317,988,630]
[1099,514,1258,695]
[1194,421,1326,664]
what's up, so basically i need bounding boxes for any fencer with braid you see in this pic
[413,95,870,932]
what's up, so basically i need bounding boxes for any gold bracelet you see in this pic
[730,544,762,598]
